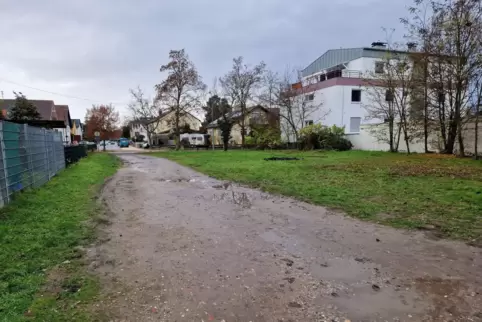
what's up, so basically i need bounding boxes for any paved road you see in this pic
[90,154,482,321]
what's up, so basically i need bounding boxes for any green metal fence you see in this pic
[0,121,65,207]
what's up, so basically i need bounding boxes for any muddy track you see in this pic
[87,154,481,322]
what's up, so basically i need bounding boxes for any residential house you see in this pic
[207,105,280,146]
[71,119,83,141]
[54,105,72,144]
[149,110,202,145]
[129,119,150,141]
[0,99,72,144]
[290,42,430,152]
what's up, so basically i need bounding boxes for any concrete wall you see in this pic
[455,122,482,156]
[346,122,482,155]
[346,124,427,153]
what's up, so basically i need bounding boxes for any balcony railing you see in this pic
[342,70,362,78]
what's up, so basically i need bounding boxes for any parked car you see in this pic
[119,138,129,148]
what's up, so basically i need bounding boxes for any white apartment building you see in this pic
[129,120,149,141]
[293,43,426,152]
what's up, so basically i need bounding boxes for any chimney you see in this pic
[371,42,387,49]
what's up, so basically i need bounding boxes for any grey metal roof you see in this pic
[301,47,408,77]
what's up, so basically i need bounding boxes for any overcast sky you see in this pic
[0,0,408,120]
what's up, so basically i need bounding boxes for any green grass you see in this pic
[0,153,120,321]
[154,150,482,243]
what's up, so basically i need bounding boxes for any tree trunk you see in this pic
[423,62,429,153]
[388,117,395,152]
[475,110,479,160]
[475,88,481,160]
[175,109,181,150]
[457,124,465,157]
[403,125,410,154]
[146,130,152,147]
[240,105,246,148]
[438,101,447,151]
[445,118,458,154]
[402,118,410,154]
[405,137,411,154]
[395,123,402,152]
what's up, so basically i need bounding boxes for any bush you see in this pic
[246,126,281,149]
[299,124,353,151]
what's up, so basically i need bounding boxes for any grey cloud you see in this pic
[0,0,408,119]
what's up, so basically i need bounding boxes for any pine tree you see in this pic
[9,92,41,121]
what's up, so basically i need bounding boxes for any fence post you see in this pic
[43,128,50,180]
[24,124,34,187]
[52,132,57,174]
[0,122,10,204]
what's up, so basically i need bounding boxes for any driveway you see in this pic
[90,154,481,322]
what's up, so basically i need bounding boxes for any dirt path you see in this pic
[89,154,481,322]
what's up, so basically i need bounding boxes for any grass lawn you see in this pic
[155,150,482,243]
[0,153,119,322]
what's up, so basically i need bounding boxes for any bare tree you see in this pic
[156,49,206,150]
[259,70,279,109]
[392,53,417,153]
[84,104,120,144]
[430,0,481,155]
[401,0,437,152]
[220,57,266,147]
[127,87,161,145]
[262,67,325,144]
[363,44,406,152]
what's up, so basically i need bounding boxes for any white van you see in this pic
[180,133,210,147]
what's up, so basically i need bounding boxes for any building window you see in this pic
[305,94,314,101]
[305,120,314,126]
[349,117,361,133]
[375,61,385,74]
[385,89,394,102]
[351,89,362,102]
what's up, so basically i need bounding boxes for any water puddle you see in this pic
[214,190,252,208]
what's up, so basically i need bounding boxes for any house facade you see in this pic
[291,44,427,152]
[0,99,73,145]
[129,120,149,141]
[71,119,83,141]
[129,111,202,145]
[207,106,280,146]
[151,110,201,134]
[54,105,72,145]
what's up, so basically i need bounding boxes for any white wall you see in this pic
[347,124,427,153]
[347,57,380,75]
[54,126,71,145]
[302,84,381,133]
[130,123,148,140]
